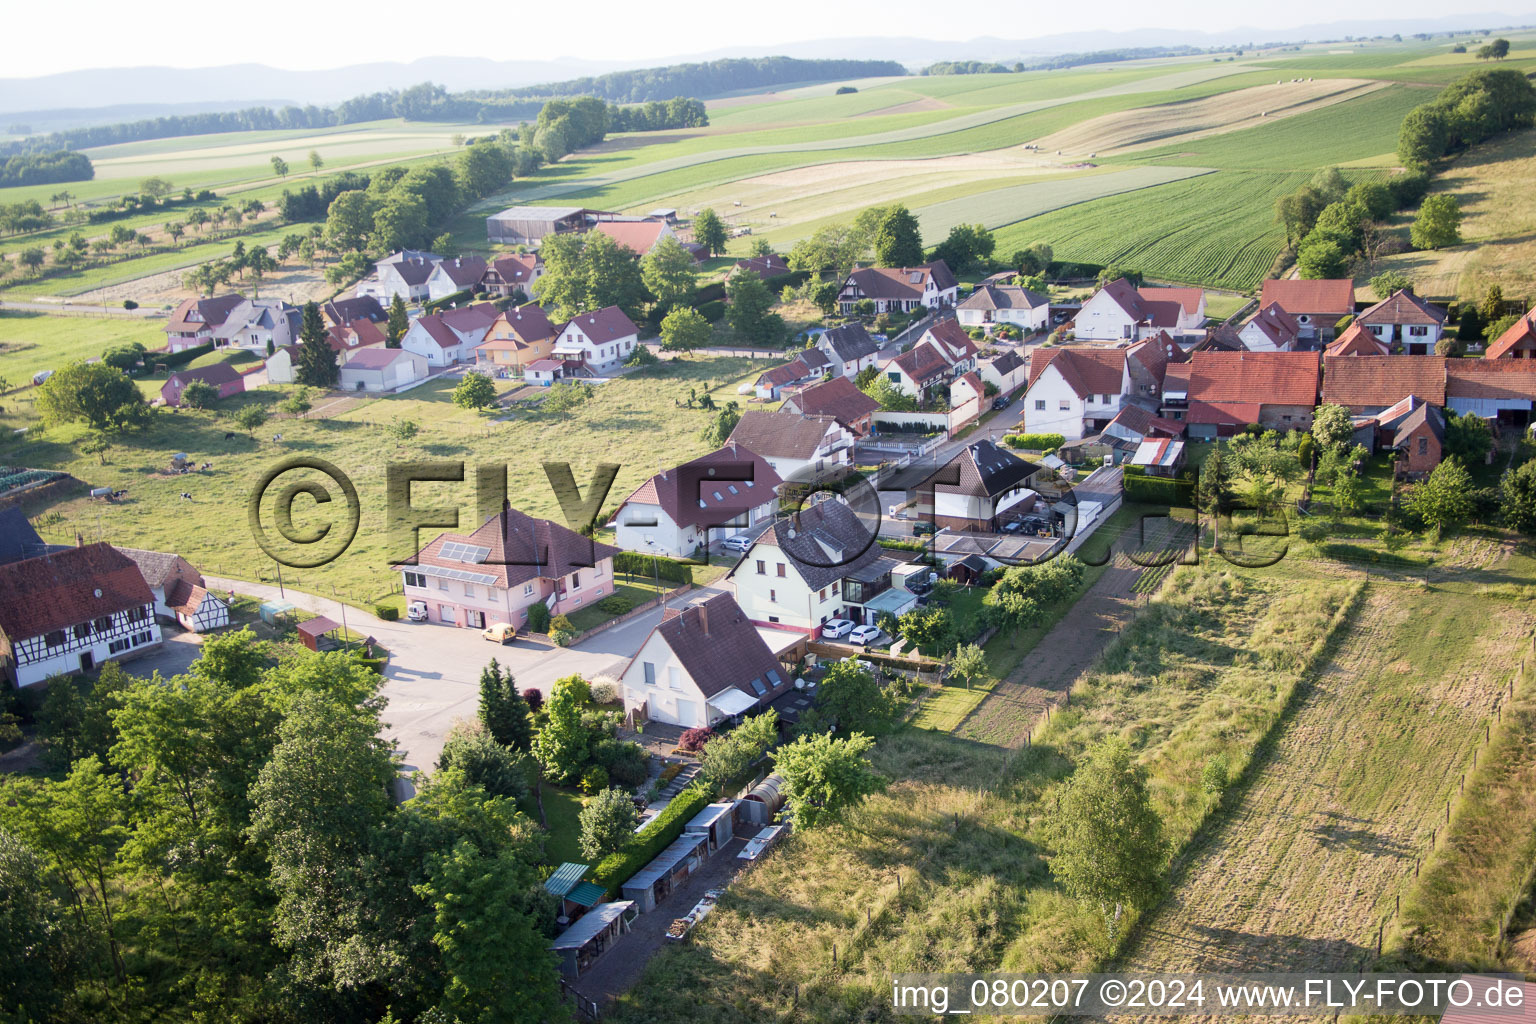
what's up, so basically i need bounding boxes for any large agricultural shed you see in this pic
[485,206,601,246]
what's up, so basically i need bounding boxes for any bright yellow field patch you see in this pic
[1034,78,1383,156]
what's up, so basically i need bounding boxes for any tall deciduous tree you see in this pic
[531,676,591,784]
[36,361,150,432]
[641,235,699,310]
[725,272,784,346]
[270,156,289,178]
[578,787,638,860]
[692,208,727,256]
[1411,194,1463,250]
[295,301,339,388]
[771,732,885,831]
[660,305,711,355]
[1405,456,1475,535]
[873,205,924,268]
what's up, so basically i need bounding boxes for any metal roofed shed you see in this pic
[620,833,708,913]
[258,600,296,625]
[544,862,590,897]
[549,900,637,978]
[295,615,342,652]
[739,824,787,861]
[684,801,738,851]
[741,774,786,825]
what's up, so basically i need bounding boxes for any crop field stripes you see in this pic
[1115,584,1536,998]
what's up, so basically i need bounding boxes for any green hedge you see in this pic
[613,551,692,585]
[697,300,726,323]
[591,782,711,897]
[423,288,472,314]
[158,342,215,369]
[1003,432,1066,451]
[1122,472,1196,507]
[374,604,399,621]
[692,281,727,305]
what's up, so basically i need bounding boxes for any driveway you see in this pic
[124,629,206,678]
[205,577,719,772]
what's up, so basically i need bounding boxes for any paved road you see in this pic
[205,576,718,772]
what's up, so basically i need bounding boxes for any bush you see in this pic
[1003,432,1067,451]
[122,300,138,310]
[593,738,650,788]
[678,726,713,752]
[596,595,634,614]
[580,764,610,794]
[590,681,620,705]
[523,688,543,713]
[590,782,712,897]
[525,603,550,633]
[550,628,575,647]
[423,288,471,314]
[612,551,693,585]
[375,604,399,621]
[1202,753,1229,794]
[159,342,214,369]
[1123,473,1196,507]
[550,613,574,633]
[697,299,726,322]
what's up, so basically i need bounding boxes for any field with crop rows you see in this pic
[993,170,1307,290]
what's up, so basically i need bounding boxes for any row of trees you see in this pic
[1397,68,1536,168]
[1276,165,1438,279]
[0,149,92,187]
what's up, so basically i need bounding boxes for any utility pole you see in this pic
[276,562,286,599]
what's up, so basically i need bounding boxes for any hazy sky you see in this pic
[8,0,1529,76]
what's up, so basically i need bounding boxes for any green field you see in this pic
[0,311,166,383]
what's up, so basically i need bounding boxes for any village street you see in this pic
[206,576,721,772]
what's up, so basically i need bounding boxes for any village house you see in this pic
[396,504,621,630]
[425,256,489,302]
[620,592,792,730]
[1356,290,1447,355]
[162,294,245,352]
[552,306,640,374]
[161,363,246,406]
[779,375,882,436]
[836,260,958,314]
[753,348,832,400]
[725,496,916,632]
[1103,403,1186,444]
[918,319,979,375]
[727,411,855,481]
[479,253,543,299]
[115,547,230,633]
[212,298,301,352]
[1390,403,1447,478]
[978,349,1027,396]
[1483,305,1536,359]
[950,370,986,427]
[1072,279,1205,342]
[1237,303,1304,352]
[881,339,952,404]
[591,219,675,257]
[1446,360,1536,425]
[338,346,429,392]
[927,439,1041,531]
[321,295,387,326]
[356,250,442,304]
[401,302,498,366]
[325,318,388,356]
[1258,278,1355,342]
[1320,355,1447,416]
[1024,347,1130,440]
[524,358,593,386]
[1124,331,1185,402]
[731,253,790,281]
[613,444,783,558]
[0,543,162,688]
[1182,350,1322,437]
[474,303,559,372]
[814,322,880,378]
[956,283,1050,333]
[1325,322,1391,358]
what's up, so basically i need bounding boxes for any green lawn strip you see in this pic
[563,580,670,632]
[529,784,588,867]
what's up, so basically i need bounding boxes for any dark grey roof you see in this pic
[733,497,883,592]
[986,350,1024,376]
[0,508,47,566]
[819,323,879,364]
[935,440,1037,499]
[114,547,188,588]
[1393,402,1446,449]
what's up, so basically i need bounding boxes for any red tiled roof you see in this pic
[1183,399,1264,426]
[1357,289,1447,327]
[622,444,784,530]
[1138,286,1203,317]
[487,302,558,344]
[1324,322,1390,357]
[1126,331,1184,386]
[394,506,619,590]
[1187,350,1321,407]
[1485,307,1536,359]
[923,319,976,363]
[648,593,786,701]
[168,362,243,388]
[782,376,880,425]
[164,577,211,616]
[728,412,841,461]
[733,254,789,280]
[1445,360,1536,401]
[562,305,638,343]
[0,543,153,641]
[1259,278,1355,317]
[592,221,668,256]
[489,253,541,285]
[844,261,957,301]
[891,341,950,382]
[1245,303,1303,348]
[165,294,243,335]
[1321,355,1445,407]
[1028,346,1127,397]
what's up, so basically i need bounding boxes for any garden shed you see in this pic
[741,774,786,825]
[296,616,342,652]
[683,801,738,852]
[620,833,708,913]
[549,900,637,979]
[258,600,296,626]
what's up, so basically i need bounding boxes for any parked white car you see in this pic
[721,534,756,553]
[821,619,855,639]
[848,625,881,646]
[406,600,428,622]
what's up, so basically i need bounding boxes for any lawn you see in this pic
[0,311,166,385]
[563,580,671,633]
[530,784,587,867]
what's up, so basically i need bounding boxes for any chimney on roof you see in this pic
[698,600,709,636]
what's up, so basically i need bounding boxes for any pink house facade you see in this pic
[395,505,621,630]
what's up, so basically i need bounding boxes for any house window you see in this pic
[74,623,91,641]
[668,667,681,690]
[1419,437,1429,455]
[768,615,780,623]
[463,584,476,598]
[129,606,147,622]
[45,630,66,647]
[644,662,656,686]
[109,638,130,654]
[1100,394,1111,405]
[404,571,426,588]
[1409,325,1428,337]
[1059,400,1071,411]
[819,588,827,601]
[1035,400,1046,411]
[770,589,777,603]
[571,572,581,590]
[776,563,786,577]
[888,372,901,383]
[94,616,112,633]
[524,583,535,596]
[756,560,766,574]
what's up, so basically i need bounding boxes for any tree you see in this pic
[139,176,173,199]
[700,401,742,447]
[385,417,420,443]
[1477,38,1511,60]
[1047,737,1166,939]
[101,341,147,372]
[165,220,185,243]
[948,642,988,690]
[386,293,409,348]
[436,725,531,800]
[179,378,220,409]
[295,301,339,388]
[281,387,313,417]
[309,150,324,172]
[873,205,923,267]
[453,371,498,410]
[0,829,79,1018]
[641,235,699,309]
[692,208,727,256]
[373,192,428,253]
[19,246,45,271]
[270,155,289,178]
[36,361,150,431]
[1296,234,1349,279]
[578,787,639,860]
[1370,270,1414,298]
[700,710,778,788]
[813,658,898,735]
[1097,263,1143,287]
[1482,284,1506,323]
[1405,457,1476,535]
[725,272,785,346]
[1275,186,1327,247]
[1500,459,1536,533]
[747,236,774,258]
[660,305,711,355]
[235,405,269,434]
[531,676,591,785]
[1411,194,1462,250]
[771,732,885,831]
[930,222,995,271]
[1445,410,1493,464]
[584,232,647,318]
[477,659,533,751]
[1311,403,1354,451]
[1458,303,1484,342]
[323,189,376,252]
[542,380,594,415]
[897,606,955,656]
[1309,166,1349,203]
[1013,241,1053,276]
